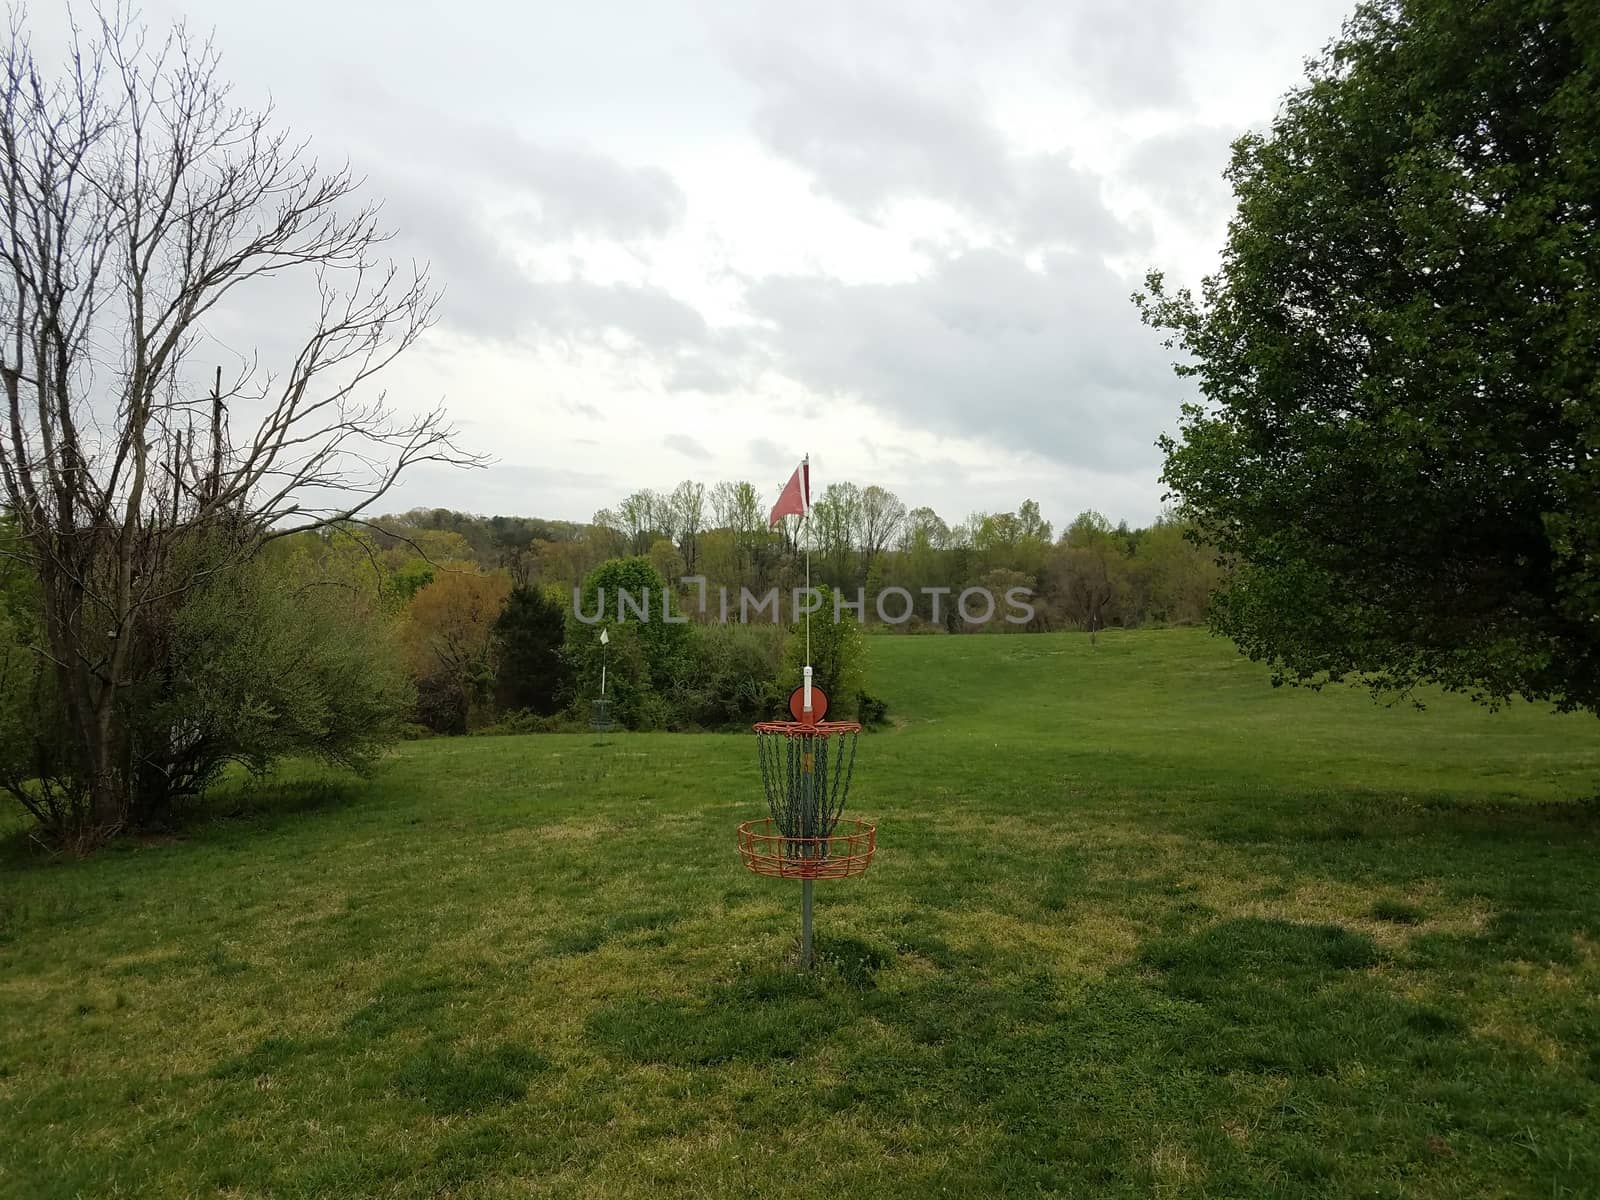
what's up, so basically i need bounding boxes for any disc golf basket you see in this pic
[738,678,876,968]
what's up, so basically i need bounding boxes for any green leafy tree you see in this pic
[1131,516,1224,626]
[811,483,862,589]
[493,586,570,716]
[1137,0,1600,711]
[567,558,691,729]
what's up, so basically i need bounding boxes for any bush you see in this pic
[0,605,86,845]
[474,710,574,736]
[414,669,468,735]
[781,610,866,719]
[2,539,414,845]
[856,691,889,727]
[131,553,413,805]
[676,623,786,729]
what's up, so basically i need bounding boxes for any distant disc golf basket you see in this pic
[590,625,614,732]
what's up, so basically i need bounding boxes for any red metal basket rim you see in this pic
[737,816,878,880]
[751,720,863,735]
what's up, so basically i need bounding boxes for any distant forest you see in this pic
[363,479,1224,633]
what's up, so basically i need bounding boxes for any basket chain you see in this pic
[756,728,859,860]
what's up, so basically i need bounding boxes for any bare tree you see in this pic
[856,484,905,578]
[708,480,738,531]
[1058,545,1121,647]
[0,11,480,835]
[810,481,860,588]
[709,479,766,588]
[669,479,704,575]
[899,506,950,554]
[646,488,679,546]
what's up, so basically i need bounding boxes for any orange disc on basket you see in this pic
[787,684,829,724]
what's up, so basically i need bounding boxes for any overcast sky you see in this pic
[139,0,1353,529]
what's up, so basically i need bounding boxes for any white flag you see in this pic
[599,627,610,645]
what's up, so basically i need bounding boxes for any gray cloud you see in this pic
[490,141,684,241]
[747,50,1007,218]
[301,89,698,347]
[665,356,738,394]
[747,438,791,470]
[359,166,719,357]
[120,0,1357,526]
[524,279,709,348]
[737,48,1128,252]
[1053,3,1196,108]
[1123,124,1241,231]
[745,247,1175,471]
[368,177,534,342]
[663,433,713,459]
[331,81,687,243]
[1011,154,1132,252]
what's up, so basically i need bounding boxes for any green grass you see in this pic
[4,627,1600,1198]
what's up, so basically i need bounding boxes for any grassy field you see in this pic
[4,627,1600,1198]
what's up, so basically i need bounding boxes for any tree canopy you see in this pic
[1138,0,1600,712]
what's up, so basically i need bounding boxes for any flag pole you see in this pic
[801,454,814,968]
[803,454,811,683]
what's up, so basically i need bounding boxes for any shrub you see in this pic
[414,670,468,736]
[676,623,786,729]
[0,605,86,845]
[856,691,889,727]
[2,541,414,845]
[130,553,413,807]
[475,710,567,736]
[781,610,866,719]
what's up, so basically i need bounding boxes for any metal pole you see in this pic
[803,453,810,673]
[801,878,814,968]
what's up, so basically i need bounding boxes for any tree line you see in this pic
[374,485,1225,635]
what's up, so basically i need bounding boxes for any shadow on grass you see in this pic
[192,778,364,827]
[393,1042,550,1115]
[546,907,684,956]
[587,968,842,1066]
[1189,789,1600,848]
[0,779,363,873]
[586,935,896,1066]
[342,970,475,1039]
[580,912,1598,1193]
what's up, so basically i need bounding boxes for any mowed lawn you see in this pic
[5,629,1600,1199]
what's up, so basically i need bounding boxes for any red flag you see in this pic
[768,459,810,529]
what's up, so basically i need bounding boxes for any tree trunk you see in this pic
[40,559,130,838]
